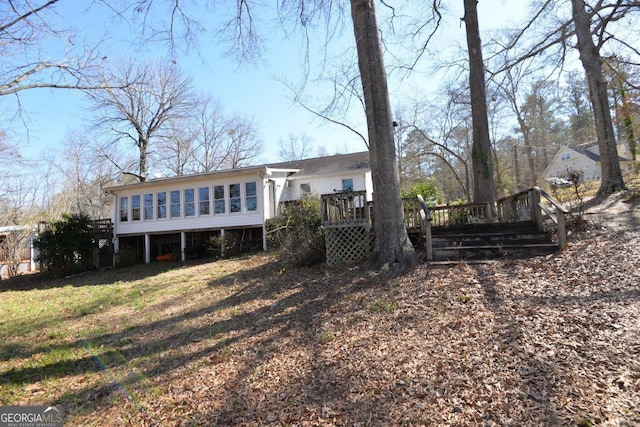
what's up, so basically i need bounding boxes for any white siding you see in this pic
[543,147,601,181]
[109,171,267,236]
[286,171,370,200]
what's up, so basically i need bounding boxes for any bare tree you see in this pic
[155,119,198,176]
[278,133,314,161]
[571,0,625,193]
[350,0,416,266]
[462,0,496,204]
[45,130,117,219]
[0,0,109,98]
[88,59,195,182]
[494,0,638,194]
[222,118,263,169]
[188,96,263,172]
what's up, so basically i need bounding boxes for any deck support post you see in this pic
[529,190,543,230]
[180,232,186,262]
[556,206,567,250]
[417,195,433,261]
[144,234,151,264]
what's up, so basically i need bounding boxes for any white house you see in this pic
[103,151,372,265]
[542,141,634,182]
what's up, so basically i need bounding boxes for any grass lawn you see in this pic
[1,221,639,425]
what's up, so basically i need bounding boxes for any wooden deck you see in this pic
[321,187,568,263]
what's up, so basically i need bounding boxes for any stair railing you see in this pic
[532,186,569,250]
[416,195,433,261]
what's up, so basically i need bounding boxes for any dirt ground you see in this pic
[583,191,640,231]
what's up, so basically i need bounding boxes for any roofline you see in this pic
[104,165,270,193]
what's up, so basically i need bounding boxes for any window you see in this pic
[230,183,241,213]
[300,183,311,196]
[199,187,210,215]
[157,192,167,219]
[184,189,195,217]
[144,193,153,220]
[246,182,257,212]
[561,153,571,161]
[132,195,141,221]
[214,185,225,214]
[119,197,128,222]
[170,190,181,218]
[342,178,354,191]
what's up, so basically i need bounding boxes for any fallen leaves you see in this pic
[7,221,640,426]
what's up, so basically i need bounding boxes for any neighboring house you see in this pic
[103,151,372,265]
[542,141,635,182]
[0,225,39,279]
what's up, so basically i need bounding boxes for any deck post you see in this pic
[556,206,567,250]
[417,195,433,261]
[529,190,543,230]
[180,232,187,262]
[485,202,493,222]
[144,233,151,264]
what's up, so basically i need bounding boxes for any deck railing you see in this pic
[320,187,568,262]
[321,191,371,228]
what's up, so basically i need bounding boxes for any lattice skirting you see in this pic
[325,225,375,265]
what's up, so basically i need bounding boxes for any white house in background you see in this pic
[103,151,372,265]
[542,141,634,182]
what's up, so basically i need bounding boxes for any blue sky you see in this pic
[7,0,519,166]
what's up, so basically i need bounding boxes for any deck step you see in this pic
[428,221,558,261]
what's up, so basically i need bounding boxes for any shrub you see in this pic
[266,197,325,267]
[401,180,438,206]
[34,214,94,276]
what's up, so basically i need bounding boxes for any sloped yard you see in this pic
[1,196,639,426]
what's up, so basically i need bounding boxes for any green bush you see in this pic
[266,197,325,267]
[401,180,438,206]
[34,214,94,276]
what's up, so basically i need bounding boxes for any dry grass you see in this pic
[1,208,639,426]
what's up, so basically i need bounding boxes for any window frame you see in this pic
[300,182,311,196]
[229,183,241,213]
[214,185,226,214]
[119,196,129,222]
[245,181,258,212]
[143,193,154,220]
[199,187,210,215]
[157,191,167,219]
[184,188,195,217]
[170,190,181,218]
[342,178,354,192]
[131,194,141,221]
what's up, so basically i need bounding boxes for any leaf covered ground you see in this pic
[1,194,639,426]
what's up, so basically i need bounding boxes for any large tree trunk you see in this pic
[463,0,496,203]
[350,0,415,267]
[571,0,625,194]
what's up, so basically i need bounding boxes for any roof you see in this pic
[267,151,370,178]
[569,144,601,162]
[568,142,631,162]
[104,151,370,192]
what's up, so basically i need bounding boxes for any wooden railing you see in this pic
[321,187,568,261]
[496,186,568,250]
[321,191,371,228]
[428,202,494,227]
[321,192,429,233]
[418,187,568,261]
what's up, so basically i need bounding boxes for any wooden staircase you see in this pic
[430,221,558,262]
[418,187,569,263]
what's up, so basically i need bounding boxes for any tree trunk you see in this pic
[463,0,496,203]
[350,0,415,267]
[571,0,625,194]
